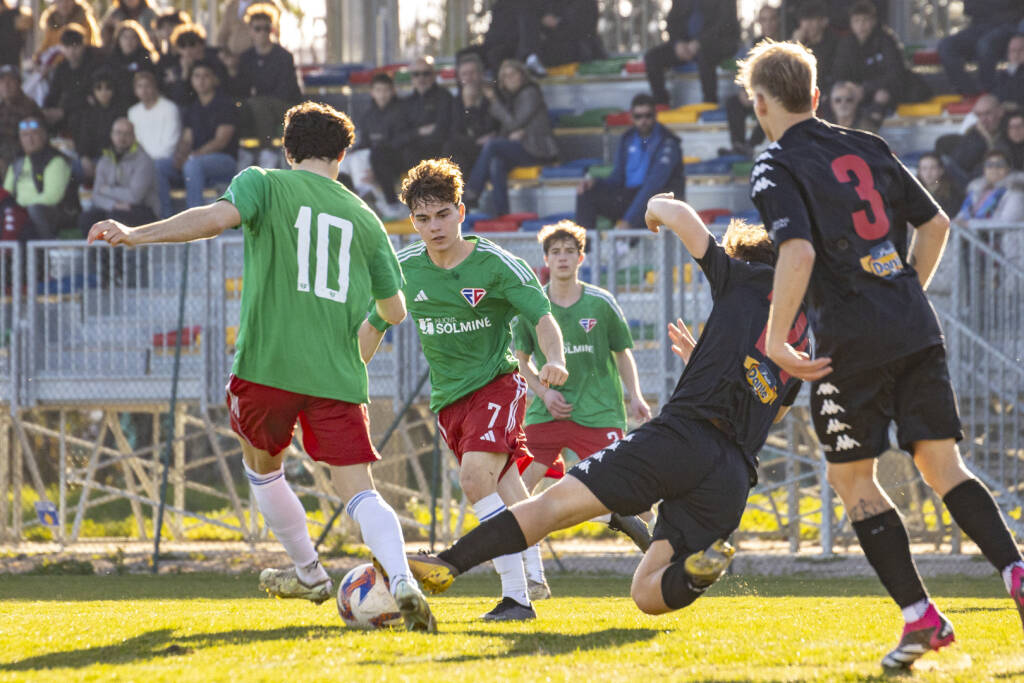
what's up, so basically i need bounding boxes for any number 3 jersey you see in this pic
[750,118,944,378]
[369,236,551,413]
[222,167,402,403]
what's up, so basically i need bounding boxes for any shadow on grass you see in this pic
[0,625,346,672]
[357,627,660,665]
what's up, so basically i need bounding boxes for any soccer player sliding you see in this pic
[409,194,810,617]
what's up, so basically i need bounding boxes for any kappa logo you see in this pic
[461,288,486,307]
[590,451,604,462]
[835,434,862,452]
[579,318,598,333]
[819,399,845,416]
[816,382,839,396]
[480,430,496,443]
[575,459,592,473]
[750,177,777,197]
[826,418,851,434]
[414,290,428,302]
[751,163,772,179]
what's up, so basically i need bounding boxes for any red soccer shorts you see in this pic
[437,372,532,477]
[226,374,380,466]
[518,421,624,479]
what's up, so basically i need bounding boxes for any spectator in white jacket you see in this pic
[126,69,180,161]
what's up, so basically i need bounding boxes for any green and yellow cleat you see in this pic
[406,552,458,594]
[258,567,333,604]
[684,539,736,588]
[393,577,438,633]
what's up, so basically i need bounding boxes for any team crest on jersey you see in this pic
[461,288,487,307]
[743,355,778,404]
[579,318,598,333]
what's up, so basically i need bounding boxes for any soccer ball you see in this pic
[336,563,402,629]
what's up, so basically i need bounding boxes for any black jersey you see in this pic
[659,236,805,470]
[750,118,944,378]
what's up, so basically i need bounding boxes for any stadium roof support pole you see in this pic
[442,0,471,57]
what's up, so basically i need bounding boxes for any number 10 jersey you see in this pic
[222,166,402,403]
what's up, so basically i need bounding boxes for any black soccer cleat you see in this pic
[880,603,955,670]
[608,513,651,552]
[481,596,537,621]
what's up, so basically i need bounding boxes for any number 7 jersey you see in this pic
[221,166,402,403]
[749,118,944,378]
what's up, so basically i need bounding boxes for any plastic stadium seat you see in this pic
[549,107,576,125]
[733,209,762,223]
[657,109,698,124]
[672,62,698,73]
[686,159,733,175]
[577,58,629,76]
[153,325,201,349]
[681,102,719,113]
[624,60,646,74]
[509,166,542,180]
[382,219,414,235]
[546,62,579,77]
[520,219,546,232]
[697,209,731,224]
[699,108,728,123]
[565,157,603,170]
[558,107,621,127]
[711,212,733,224]
[930,94,961,105]
[945,97,978,114]
[438,66,456,80]
[348,69,375,85]
[501,212,539,223]
[912,49,940,65]
[587,164,613,179]
[897,102,943,117]
[464,212,492,231]
[715,153,748,164]
[732,161,754,177]
[541,165,586,179]
[683,155,701,165]
[604,111,632,126]
[473,219,520,232]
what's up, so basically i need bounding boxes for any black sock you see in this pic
[943,478,1023,571]
[659,560,704,610]
[852,509,928,608]
[437,509,528,574]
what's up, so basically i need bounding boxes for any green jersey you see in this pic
[222,167,402,403]
[369,236,550,412]
[514,283,633,429]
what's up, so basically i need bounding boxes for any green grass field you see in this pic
[0,573,1020,682]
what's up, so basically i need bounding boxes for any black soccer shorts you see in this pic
[567,417,752,561]
[811,344,963,464]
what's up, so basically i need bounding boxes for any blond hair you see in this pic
[721,219,775,265]
[537,220,586,253]
[736,39,817,114]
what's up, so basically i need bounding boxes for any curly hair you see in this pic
[538,220,586,253]
[400,158,464,210]
[244,2,280,27]
[721,219,775,265]
[281,101,355,163]
[171,22,206,47]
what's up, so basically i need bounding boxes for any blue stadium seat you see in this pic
[464,211,493,232]
[699,108,728,123]
[540,165,586,179]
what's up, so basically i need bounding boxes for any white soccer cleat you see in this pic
[392,577,438,633]
[259,567,333,604]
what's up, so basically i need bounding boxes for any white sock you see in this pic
[244,462,327,585]
[1002,560,1024,592]
[592,513,611,523]
[523,544,545,583]
[473,492,530,606]
[347,489,414,593]
[901,597,931,623]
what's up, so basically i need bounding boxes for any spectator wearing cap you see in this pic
[445,53,501,176]
[0,1,32,68]
[216,0,284,58]
[993,33,1024,109]
[73,69,129,183]
[0,66,43,175]
[100,0,158,47]
[643,0,740,105]
[939,1,1024,96]
[107,19,160,101]
[36,0,99,62]
[344,73,406,215]
[3,115,74,240]
[78,117,158,233]
[159,23,226,105]
[155,59,238,216]
[43,24,104,132]
[395,56,453,169]
[575,93,684,230]
[127,69,180,165]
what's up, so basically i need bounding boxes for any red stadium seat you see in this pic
[153,325,201,348]
[473,219,520,232]
[605,111,632,126]
[624,60,646,74]
[945,96,980,114]
[912,49,940,65]
[697,209,731,225]
[500,212,538,223]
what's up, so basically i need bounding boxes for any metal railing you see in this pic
[1,244,18,414]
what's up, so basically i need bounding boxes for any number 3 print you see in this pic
[830,154,891,240]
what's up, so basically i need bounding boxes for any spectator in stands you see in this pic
[0,66,43,175]
[998,111,1024,171]
[517,0,604,76]
[643,0,740,105]
[127,69,180,164]
[341,73,405,216]
[216,0,283,58]
[230,3,301,103]
[946,94,1004,183]
[956,150,1024,241]
[575,93,683,231]
[396,56,453,169]
[3,115,74,240]
[160,23,225,105]
[824,81,877,132]
[43,25,103,133]
[73,69,128,183]
[155,59,238,216]
[993,33,1024,109]
[77,117,158,233]
[833,1,929,117]
[99,0,157,48]
[917,153,965,217]
[752,4,782,43]
[463,59,558,215]
[36,0,99,62]
[152,8,188,57]
[107,19,160,102]
[939,1,1024,96]
[790,0,838,92]
[457,0,522,75]
[0,1,32,68]
[445,53,501,176]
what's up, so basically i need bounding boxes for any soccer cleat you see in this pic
[406,551,458,594]
[528,577,551,601]
[482,596,537,621]
[258,567,333,604]
[392,577,438,633]
[1010,564,1024,635]
[608,513,652,552]
[684,539,736,588]
[880,603,955,670]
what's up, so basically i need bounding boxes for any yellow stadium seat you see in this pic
[509,165,542,180]
[929,94,961,105]
[382,219,415,235]
[897,102,944,117]
[657,109,698,124]
[545,62,579,77]
[226,326,237,347]
[680,102,718,113]
[682,156,702,165]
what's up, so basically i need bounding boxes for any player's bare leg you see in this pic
[243,442,333,604]
[827,458,954,668]
[631,537,736,615]
[330,463,436,632]
[499,465,550,600]
[521,461,548,493]
[914,439,1024,636]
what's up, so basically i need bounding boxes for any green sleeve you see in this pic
[604,298,634,352]
[512,315,536,354]
[368,222,403,300]
[3,166,11,194]
[38,157,71,206]
[502,256,550,326]
[220,166,265,230]
[367,305,391,332]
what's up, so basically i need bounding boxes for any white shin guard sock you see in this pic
[244,462,325,584]
[347,489,413,592]
[473,492,529,605]
[523,544,545,583]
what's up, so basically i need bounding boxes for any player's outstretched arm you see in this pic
[515,349,572,419]
[534,313,568,388]
[907,210,950,291]
[613,349,651,423]
[766,239,833,382]
[375,291,406,326]
[87,201,241,246]
[643,193,711,260]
